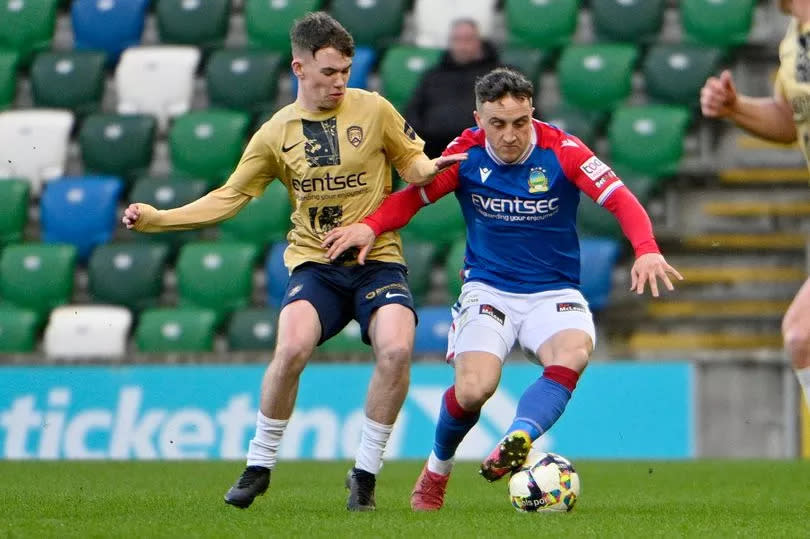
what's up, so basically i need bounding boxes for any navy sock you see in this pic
[432,386,480,460]
[508,365,580,441]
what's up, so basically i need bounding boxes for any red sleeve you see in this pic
[601,186,660,257]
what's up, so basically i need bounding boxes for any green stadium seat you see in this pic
[500,46,549,86]
[30,51,106,116]
[88,242,170,311]
[0,306,38,352]
[0,243,77,322]
[128,176,209,253]
[330,0,406,50]
[680,0,755,48]
[380,46,443,111]
[169,109,251,188]
[505,0,579,50]
[400,194,465,249]
[0,0,59,66]
[135,307,217,353]
[176,241,259,323]
[0,50,19,110]
[444,238,466,300]
[78,114,157,187]
[228,307,278,351]
[318,320,367,353]
[245,0,322,55]
[544,103,601,148]
[402,240,439,306]
[0,179,30,246]
[156,0,230,50]
[558,44,639,113]
[206,49,282,115]
[643,44,723,107]
[591,0,664,44]
[219,181,291,250]
[608,105,691,176]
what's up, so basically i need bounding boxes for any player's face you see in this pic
[293,46,352,111]
[474,95,534,163]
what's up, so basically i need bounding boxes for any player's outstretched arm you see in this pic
[629,253,683,298]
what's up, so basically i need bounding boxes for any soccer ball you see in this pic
[508,451,580,513]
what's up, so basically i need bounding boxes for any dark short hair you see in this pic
[290,11,354,58]
[475,68,534,108]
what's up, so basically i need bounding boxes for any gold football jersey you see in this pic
[225,88,425,270]
[776,19,810,174]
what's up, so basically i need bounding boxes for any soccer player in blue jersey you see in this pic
[322,68,682,511]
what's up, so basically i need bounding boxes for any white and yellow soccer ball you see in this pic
[508,451,581,513]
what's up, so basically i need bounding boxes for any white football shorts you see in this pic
[446,281,596,364]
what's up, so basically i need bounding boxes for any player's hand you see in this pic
[434,152,468,173]
[321,223,376,265]
[630,253,683,297]
[122,203,141,229]
[700,69,738,119]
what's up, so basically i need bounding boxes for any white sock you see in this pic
[796,367,810,410]
[246,411,288,470]
[427,450,454,476]
[354,416,394,474]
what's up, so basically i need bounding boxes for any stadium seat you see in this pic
[43,305,132,359]
[412,0,498,48]
[591,0,665,44]
[206,49,282,114]
[128,176,209,252]
[380,46,443,111]
[558,44,639,113]
[607,105,691,176]
[402,241,439,306]
[30,51,106,116]
[289,45,376,93]
[0,51,19,110]
[0,179,30,246]
[444,238,466,300]
[0,306,38,353]
[176,241,259,323]
[40,176,123,261]
[265,242,289,308]
[228,307,278,351]
[331,0,406,50]
[401,194,465,249]
[219,180,291,250]
[115,46,201,130]
[88,242,170,311]
[156,0,230,50]
[413,306,452,355]
[0,0,58,66]
[680,0,756,49]
[72,0,149,65]
[643,44,723,107]
[135,307,217,353]
[544,103,600,149]
[0,243,77,322]
[505,0,579,50]
[79,114,156,188]
[500,46,549,86]
[245,0,322,55]
[0,109,74,196]
[169,109,251,188]
[318,320,366,353]
[579,237,620,312]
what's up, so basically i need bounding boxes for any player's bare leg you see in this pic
[346,303,415,511]
[782,277,810,410]
[224,301,321,509]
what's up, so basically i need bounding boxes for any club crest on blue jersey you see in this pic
[528,167,549,193]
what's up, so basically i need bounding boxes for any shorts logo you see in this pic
[347,125,363,147]
[580,156,610,181]
[528,167,549,193]
[288,284,303,297]
[557,302,586,313]
[479,304,505,325]
[365,282,408,300]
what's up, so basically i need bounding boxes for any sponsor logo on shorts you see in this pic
[288,284,303,297]
[557,302,586,313]
[365,282,408,300]
[479,304,505,325]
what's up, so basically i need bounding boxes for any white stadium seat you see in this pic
[44,305,132,359]
[115,46,200,130]
[412,0,498,48]
[0,109,74,196]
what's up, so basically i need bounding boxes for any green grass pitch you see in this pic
[2,460,808,538]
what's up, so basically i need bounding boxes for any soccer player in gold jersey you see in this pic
[700,0,810,415]
[122,12,466,511]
